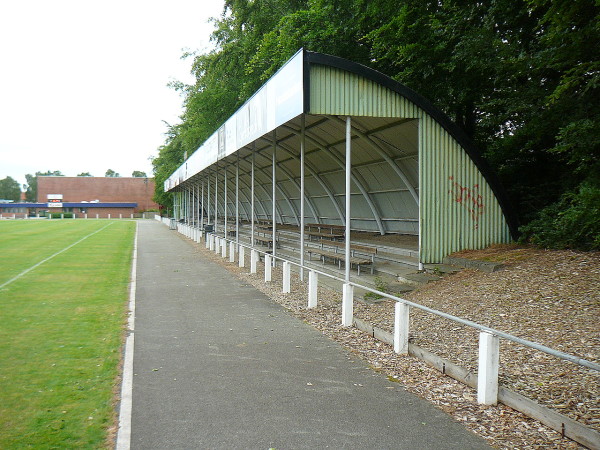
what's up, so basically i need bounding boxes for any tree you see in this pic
[0,177,22,202]
[77,172,93,176]
[131,171,147,177]
[105,169,120,177]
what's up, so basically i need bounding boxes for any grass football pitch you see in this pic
[0,219,135,448]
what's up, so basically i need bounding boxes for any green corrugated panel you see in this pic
[309,65,419,118]
[418,116,511,263]
[309,63,511,263]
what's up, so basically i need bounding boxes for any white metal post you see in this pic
[250,249,258,274]
[477,331,500,405]
[282,260,290,293]
[308,270,318,309]
[342,116,354,327]
[394,302,410,354]
[345,116,351,284]
[251,143,255,247]
[201,178,205,239]
[214,166,218,235]
[264,254,272,282]
[272,130,277,263]
[238,245,245,268]
[236,152,239,245]
[229,242,235,263]
[196,183,201,242]
[300,114,305,281]
[207,173,211,227]
[224,167,228,239]
[342,283,354,326]
[221,238,227,258]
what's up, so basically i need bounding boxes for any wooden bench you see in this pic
[306,241,377,275]
[253,229,278,248]
[305,223,345,241]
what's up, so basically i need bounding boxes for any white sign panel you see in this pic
[165,49,305,192]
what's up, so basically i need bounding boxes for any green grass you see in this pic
[0,220,135,449]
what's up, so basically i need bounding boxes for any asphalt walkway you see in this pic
[129,220,489,449]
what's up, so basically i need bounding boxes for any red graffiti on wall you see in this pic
[448,176,485,229]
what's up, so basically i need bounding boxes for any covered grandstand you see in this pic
[164,49,518,269]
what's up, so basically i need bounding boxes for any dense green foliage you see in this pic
[0,176,21,202]
[105,169,120,177]
[152,0,600,250]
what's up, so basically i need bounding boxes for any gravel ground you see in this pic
[193,238,599,449]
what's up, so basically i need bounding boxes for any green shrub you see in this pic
[520,182,600,250]
[45,212,74,219]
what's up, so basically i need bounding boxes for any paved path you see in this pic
[129,221,489,449]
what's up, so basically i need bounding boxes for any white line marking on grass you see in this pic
[0,223,113,290]
[116,221,138,450]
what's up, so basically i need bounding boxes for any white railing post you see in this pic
[214,237,220,255]
[394,302,410,354]
[342,283,354,326]
[238,245,245,268]
[209,235,214,251]
[206,234,211,249]
[221,240,227,258]
[308,270,318,308]
[264,254,272,282]
[282,261,291,293]
[229,242,235,263]
[250,249,258,274]
[477,331,500,405]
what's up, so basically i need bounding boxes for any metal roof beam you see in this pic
[235,150,298,224]
[327,115,419,204]
[282,123,386,235]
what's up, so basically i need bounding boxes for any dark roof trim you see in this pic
[303,50,519,240]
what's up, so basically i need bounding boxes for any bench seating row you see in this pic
[306,240,377,275]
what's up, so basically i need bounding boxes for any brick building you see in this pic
[0,176,160,219]
[37,176,158,213]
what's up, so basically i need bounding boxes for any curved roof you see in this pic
[166,49,517,263]
[304,51,518,238]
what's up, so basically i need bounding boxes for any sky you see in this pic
[0,0,225,188]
